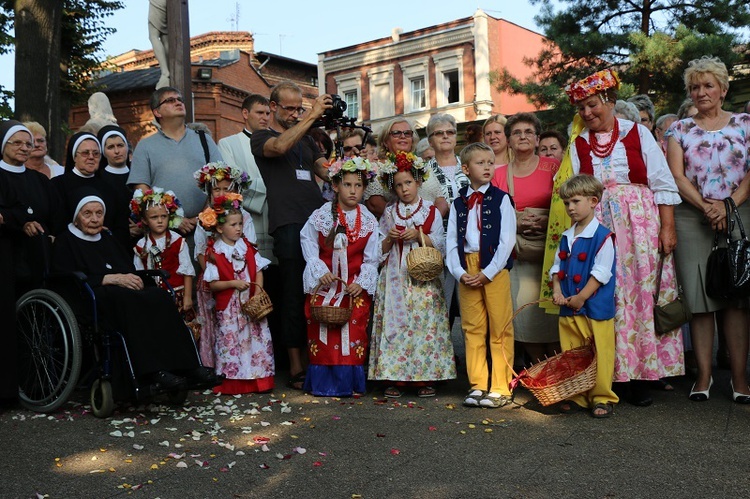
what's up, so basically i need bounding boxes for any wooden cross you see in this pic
[167,0,193,122]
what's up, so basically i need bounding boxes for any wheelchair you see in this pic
[16,269,199,418]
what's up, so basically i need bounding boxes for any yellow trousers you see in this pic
[558,315,619,407]
[457,253,514,395]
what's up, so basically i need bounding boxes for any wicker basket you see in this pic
[406,226,444,282]
[241,282,274,321]
[505,300,597,406]
[183,307,202,342]
[310,277,353,326]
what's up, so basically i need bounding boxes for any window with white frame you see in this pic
[344,91,358,119]
[334,72,361,120]
[410,77,426,110]
[367,65,395,119]
[433,49,464,107]
[400,57,429,113]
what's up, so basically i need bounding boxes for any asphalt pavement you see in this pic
[2,339,749,498]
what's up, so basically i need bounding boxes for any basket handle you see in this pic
[502,299,552,379]
[310,276,354,312]
[418,226,427,247]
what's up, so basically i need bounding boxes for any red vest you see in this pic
[316,231,372,298]
[135,234,185,289]
[575,123,649,186]
[207,237,258,311]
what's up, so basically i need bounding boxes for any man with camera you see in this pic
[251,81,333,390]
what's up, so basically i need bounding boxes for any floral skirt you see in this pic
[598,184,684,381]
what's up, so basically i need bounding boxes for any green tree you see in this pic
[0,0,123,159]
[495,0,750,127]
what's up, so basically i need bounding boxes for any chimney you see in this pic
[391,27,402,43]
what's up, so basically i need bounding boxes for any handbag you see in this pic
[706,197,750,299]
[507,164,548,263]
[653,253,692,336]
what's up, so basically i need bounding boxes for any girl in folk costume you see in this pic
[368,151,456,398]
[300,157,379,397]
[198,193,275,394]
[193,162,253,367]
[131,187,194,312]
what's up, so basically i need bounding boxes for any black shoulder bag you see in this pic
[706,197,750,299]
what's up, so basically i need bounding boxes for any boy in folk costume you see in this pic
[551,174,618,418]
[447,142,516,408]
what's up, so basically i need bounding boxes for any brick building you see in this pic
[318,9,547,133]
[69,32,318,145]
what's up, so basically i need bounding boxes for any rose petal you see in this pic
[176,461,188,468]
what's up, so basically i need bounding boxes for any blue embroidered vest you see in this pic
[453,184,513,271]
[558,224,615,320]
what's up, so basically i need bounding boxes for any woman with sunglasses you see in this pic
[363,118,444,218]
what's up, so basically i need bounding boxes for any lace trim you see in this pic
[309,202,377,238]
[356,263,378,295]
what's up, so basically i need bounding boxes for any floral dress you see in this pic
[571,119,684,381]
[368,198,456,382]
[194,208,257,367]
[300,202,380,396]
[203,237,275,394]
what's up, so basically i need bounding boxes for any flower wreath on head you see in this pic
[194,161,251,192]
[197,192,243,232]
[327,156,377,183]
[377,150,429,190]
[130,187,185,229]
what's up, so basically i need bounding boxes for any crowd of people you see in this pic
[2,55,750,418]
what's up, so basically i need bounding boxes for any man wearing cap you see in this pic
[127,86,222,236]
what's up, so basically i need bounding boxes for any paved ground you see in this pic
[2,357,750,499]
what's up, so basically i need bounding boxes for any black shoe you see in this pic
[185,367,223,388]
[627,380,653,407]
[151,371,187,390]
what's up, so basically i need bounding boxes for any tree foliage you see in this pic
[495,0,750,128]
[0,1,123,121]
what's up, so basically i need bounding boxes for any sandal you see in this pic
[559,401,586,414]
[286,371,306,390]
[417,386,436,398]
[384,386,402,398]
[654,378,674,391]
[591,403,614,419]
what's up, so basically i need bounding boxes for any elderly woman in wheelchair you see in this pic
[32,195,221,415]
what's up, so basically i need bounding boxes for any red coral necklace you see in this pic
[337,204,362,243]
[395,198,423,221]
[589,119,619,158]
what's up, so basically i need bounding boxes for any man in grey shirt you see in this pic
[128,86,222,235]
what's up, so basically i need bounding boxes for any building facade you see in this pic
[318,9,548,133]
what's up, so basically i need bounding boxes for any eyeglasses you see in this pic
[429,129,457,138]
[389,130,414,138]
[277,104,306,115]
[640,117,652,123]
[510,129,537,138]
[156,96,184,108]
[343,144,362,153]
[76,150,101,158]
[6,140,33,149]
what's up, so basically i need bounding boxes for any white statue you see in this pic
[149,0,170,89]
[79,92,118,134]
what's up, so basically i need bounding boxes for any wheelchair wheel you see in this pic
[16,289,82,413]
[90,378,115,418]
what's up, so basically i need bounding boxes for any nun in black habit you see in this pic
[51,194,218,389]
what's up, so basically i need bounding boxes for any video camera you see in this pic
[312,94,373,160]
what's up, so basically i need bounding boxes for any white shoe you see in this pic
[688,377,713,402]
[463,389,485,407]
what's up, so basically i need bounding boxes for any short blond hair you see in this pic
[23,121,46,137]
[684,56,729,94]
[376,118,419,156]
[459,141,495,166]
[559,174,603,201]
